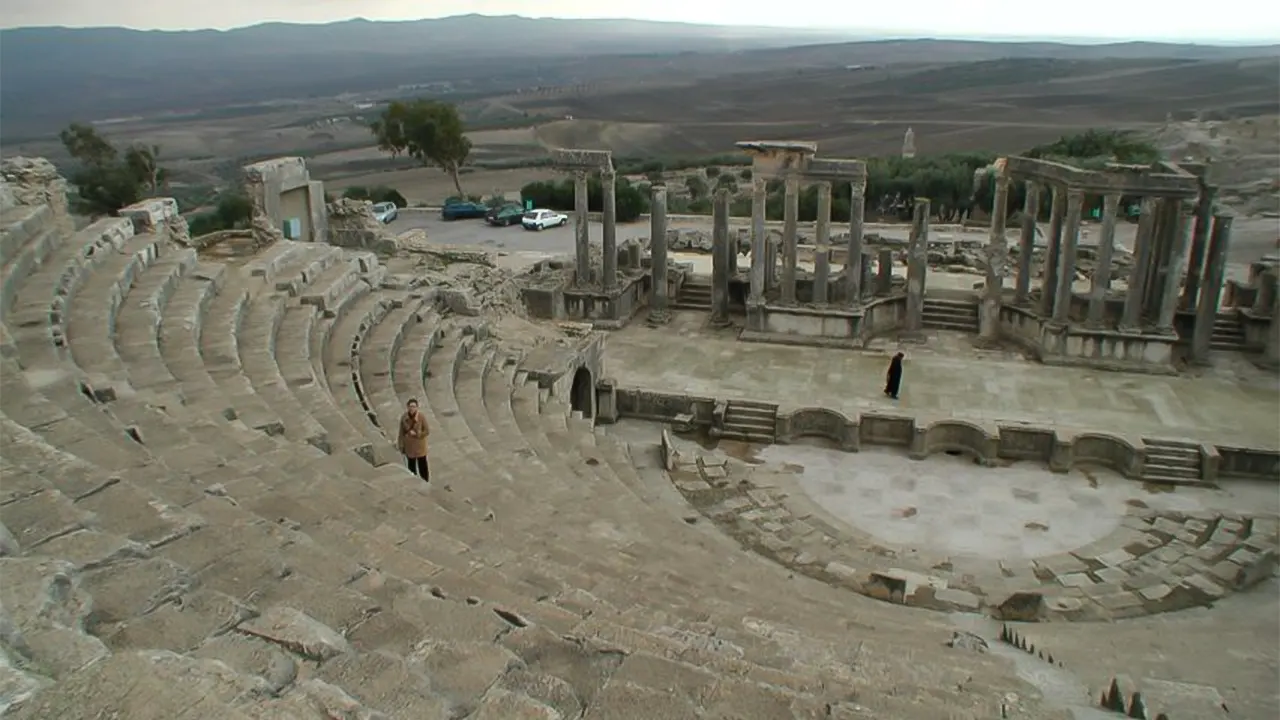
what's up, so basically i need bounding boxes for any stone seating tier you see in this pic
[0,174,1071,718]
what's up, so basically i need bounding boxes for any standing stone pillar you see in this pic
[1039,187,1066,317]
[846,180,866,305]
[1086,193,1122,327]
[979,170,1011,341]
[1191,213,1232,364]
[710,189,731,327]
[904,198,930,337]
[1180,186,1216,310]
[647,186,669,324]
[1014,181,1040,305]
[876,249,894,295]
[1253,271,1276,317]
[573,171,590,286]
[813,182,832,304]
[1052,190,1085,324]
[781,177,800,304]
[749,177,766,302]
[1155,202,1195,332]
[1121,198,1159,330]
[601,170,618,291]
[1144,200,1178,319]
[1264,285,1280,368]
[765,233,778,292]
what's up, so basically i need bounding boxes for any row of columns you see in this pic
[1009,182,1201,333]
[745,176,869,308]
[570,168,618,290]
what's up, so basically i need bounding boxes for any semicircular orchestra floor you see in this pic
[666,437,1280,622]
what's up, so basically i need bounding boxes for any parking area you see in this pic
[386,210,664,254]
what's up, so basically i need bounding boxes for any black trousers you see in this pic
[406,455,429,481]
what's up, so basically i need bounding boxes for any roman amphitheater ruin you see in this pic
[0,140,1276,719]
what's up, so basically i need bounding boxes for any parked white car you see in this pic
[371,201,398,224]
[521,209,568,231]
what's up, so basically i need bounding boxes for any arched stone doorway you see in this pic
[569,366,595,420]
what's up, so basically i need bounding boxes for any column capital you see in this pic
[1066,188,1085,203]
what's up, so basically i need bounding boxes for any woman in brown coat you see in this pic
[399,399,430,481]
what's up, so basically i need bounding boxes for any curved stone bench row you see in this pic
[663,433,1280,622]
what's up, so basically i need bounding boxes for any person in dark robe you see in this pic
[884,352,904,400]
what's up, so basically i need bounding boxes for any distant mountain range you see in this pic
[2,14,1276,138]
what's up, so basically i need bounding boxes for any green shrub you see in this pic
[519,176,648,222]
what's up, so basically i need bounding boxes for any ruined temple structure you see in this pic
[988,156,1278,373]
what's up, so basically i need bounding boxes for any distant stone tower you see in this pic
[902,127,916,158]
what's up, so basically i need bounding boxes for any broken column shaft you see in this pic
[846,180,866,305]
[573,170,590,286]
[980,170,1010,340]
[1085,193,1121,327]
[601,170,617,290]
[781,177,800,304]
[813,181,832,304]
[647,185,669,324]
[710,188,731,326]
[1015,181,1040,305]
[904,197,930,337]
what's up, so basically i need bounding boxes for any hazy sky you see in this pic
[3,0,1278,42]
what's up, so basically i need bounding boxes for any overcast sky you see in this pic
[3,0,1278,42]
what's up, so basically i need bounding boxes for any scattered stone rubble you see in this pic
[326,198,398,255]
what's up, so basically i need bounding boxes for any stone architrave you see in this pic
[573,170,590,286]
[1180,186,1216,310]
[1039,187,1066,317]
[813,182,832,304]
[781,177,800,304]
[1052,190,1085,324]
[1121,198,1159,330]
[648,185,670,324]
[749,177,766,302]
[601,170,618,290]
[980,167,1011,341]
[1014,182,1040,305]
[876,249,893,295]
[1191,214,1232,364]
[846,181,866,305]
[1086,193,1122,327]
[710,189,732,326]
[904,198,930,336]
[1155,201,1195,332]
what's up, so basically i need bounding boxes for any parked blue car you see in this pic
[440,198,488,221]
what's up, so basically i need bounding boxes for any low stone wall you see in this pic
[618,388,1277,483]
[998,304,1178,375]
[519,274,649,329]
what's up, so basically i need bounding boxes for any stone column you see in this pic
[1253,270,1276,317]
[1265,286,1280,368]
[876,249,893,295]
[1191,213,1232,364]
[1155,201,1195,332]
[1121,197,1159,330]
[813,182,832,304]
[1144,200,1178,318]
[1180,186,1216,311]
[904,198,930,336]
[979,171,1011,341]
[601,170,617,291]
[573,171,590,286]
[1014,181,1040,305]
[1039,186,1066,317]
[1085,193,1121,327]
[647,186,669,324]
[766,233,778,292]
[781,177,800,304]
[710,189,731,326]
[749,176,766,303]
[846,180,866,306]
[1052,190,1084,324]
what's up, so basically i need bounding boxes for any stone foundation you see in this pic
[1000,304,1178,374]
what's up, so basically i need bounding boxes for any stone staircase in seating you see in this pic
[1210,313,1247,352]
[922,297,980,333]
[1140,437,1205,485]
[672,274,712,310]
[720,399,778,443]
[0,157,1078,719]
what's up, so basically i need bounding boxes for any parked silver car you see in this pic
[372,201,398,224]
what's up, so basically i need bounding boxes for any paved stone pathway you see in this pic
[607,311,1280,449]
